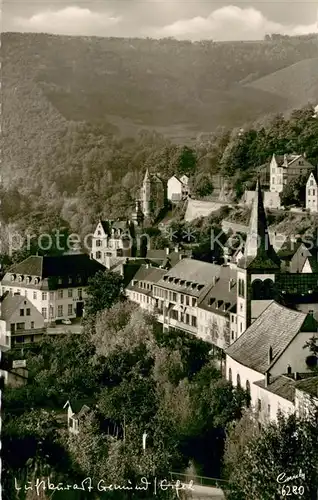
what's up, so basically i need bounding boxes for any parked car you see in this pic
[62,319,72,325]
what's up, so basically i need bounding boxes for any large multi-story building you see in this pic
[0,254,105,323]
[126,179,318,421]
[270,153,314,193]
[91,219,136,267]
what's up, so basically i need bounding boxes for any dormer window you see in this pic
[168,277,174,283]
[68,277,72,284]
[18,275,23,282]
[191,283,197,289]
[163,276,168,281]
[11,274,16,281]
[186,281,191,287]
[34,278,39,285]
[58,278,62,285]
[209,297,215,306]
[180,280,186,286]
[26,276,31,284]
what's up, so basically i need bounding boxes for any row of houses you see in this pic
[125,180,318,423]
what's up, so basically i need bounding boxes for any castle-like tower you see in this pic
[236,179,281,336]
[141,169,165,221]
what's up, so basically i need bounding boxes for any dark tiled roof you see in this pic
[5,254,105,279]
[226,302,316,373]
[198,266,237,316]
[126,265,166,291]
[239,180,280,270]
[67,398,95,415]
[254,375,296,403]
[156,259,222,297]
[0,294,32,321]
[295,376,318,398]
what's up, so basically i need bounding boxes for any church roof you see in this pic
[226,302,317,374]
[238,179,280,270]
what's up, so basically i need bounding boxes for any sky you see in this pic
[2,0,318,41]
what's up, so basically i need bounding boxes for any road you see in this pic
[189,485,225,499]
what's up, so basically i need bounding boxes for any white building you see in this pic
[226,301,318,422]
[0,293,45,348]
[270,153,313,193]
[91,220,135,267]
[0,254,105,323]
[167,175,190,203]
[63,399,92,435]
[306,172,318,212]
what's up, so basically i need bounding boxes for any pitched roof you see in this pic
[4,254,105,279]
[66,398,95,416]
[226,302,316,373]
[0,294,33,321]
[198,266,237,315]
[126,265,166,291]
[254,375,297,403]
[156,259,222,298]
[295,376,318,398]
[239,180,280,270]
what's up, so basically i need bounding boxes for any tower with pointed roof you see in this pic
[141,169,165,221]
[142,169,152,218]
[236,179,281,336]
[131,200,144,227]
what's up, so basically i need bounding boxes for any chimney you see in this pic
[174,245,179,253]
[265,372,271,387]
[287,365,292,375]
[268,345,273,364]
[294,372,299,381]
[212,276,216,286]
[165,247,170,255]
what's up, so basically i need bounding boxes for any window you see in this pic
[33,291,37,300]
[172,292,177,302]
[191,316,197,327]
[236,374,241,388]
[231,330,234,340]
[42,308,47,319]
[58,278,63,285]
[96,239,101,247]
[96,251,102,259]
[267,404,271,417]
[228,368,232,383]
[78,288,83,299]
[313,189,316,196]
[97,230,101,236]
[42,292,47,301]
[310,180,314,186]
[170,309,178,320]
[185,314,190,325]
[26,308,30,316]
[192,297,196,307]
[68,304,73,315]
[181,294,184,304]
[258,399,262,412]
[58,305,63,317]
[68,289,73,298]
[24,290,28,297]
[186,296,190,306]
[246,380,250,394]
[58,290,63,299]
[68,277,72,284]
[20,309,24,316]
[16,323,25,331]
[31,321,34,329]
[50,292,54,300]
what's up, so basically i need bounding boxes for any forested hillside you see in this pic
[1,32,318,240]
